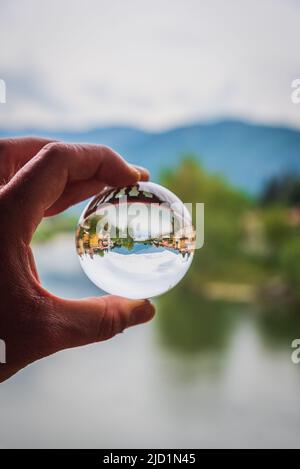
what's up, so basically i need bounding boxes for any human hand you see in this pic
[0,138,155,383]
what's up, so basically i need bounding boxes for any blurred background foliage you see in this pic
[34,155,300,355]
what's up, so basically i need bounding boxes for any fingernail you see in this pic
[135,165,150,179]
[131,166,141,181]
[131,300,155,326]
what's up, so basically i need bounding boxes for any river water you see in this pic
[0,235,300,448]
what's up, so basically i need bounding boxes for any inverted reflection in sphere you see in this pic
[76,182,195,299]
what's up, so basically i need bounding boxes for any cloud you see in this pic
[0,0,300,130]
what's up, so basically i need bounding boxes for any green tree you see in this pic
[260,173,300,206]
[160,155,253,285]
[280,238,300,289]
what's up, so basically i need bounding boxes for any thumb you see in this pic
[50,295,155,352]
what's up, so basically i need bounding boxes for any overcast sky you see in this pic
[0,0,300,130]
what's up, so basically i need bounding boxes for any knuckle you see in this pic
[94,299,113,341]
[41,142,70,163]
[99,144,112,154]
[100,145,121,163]
[42,141,62,154]
[112,309,128,335]
[93,299,125,341]
[100,305,128,340]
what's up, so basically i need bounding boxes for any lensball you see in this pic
[75,181,195,299]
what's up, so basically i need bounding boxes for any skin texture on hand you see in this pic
[0,138,155,383]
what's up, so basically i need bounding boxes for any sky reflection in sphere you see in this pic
[76,182,195,299]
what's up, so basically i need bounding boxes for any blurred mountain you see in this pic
[1,120,300,193]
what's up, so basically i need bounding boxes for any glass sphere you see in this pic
[76,182,195,299]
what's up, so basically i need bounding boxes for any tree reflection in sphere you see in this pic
[76,182,196,299]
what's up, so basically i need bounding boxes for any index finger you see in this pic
[2,142,150,244]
